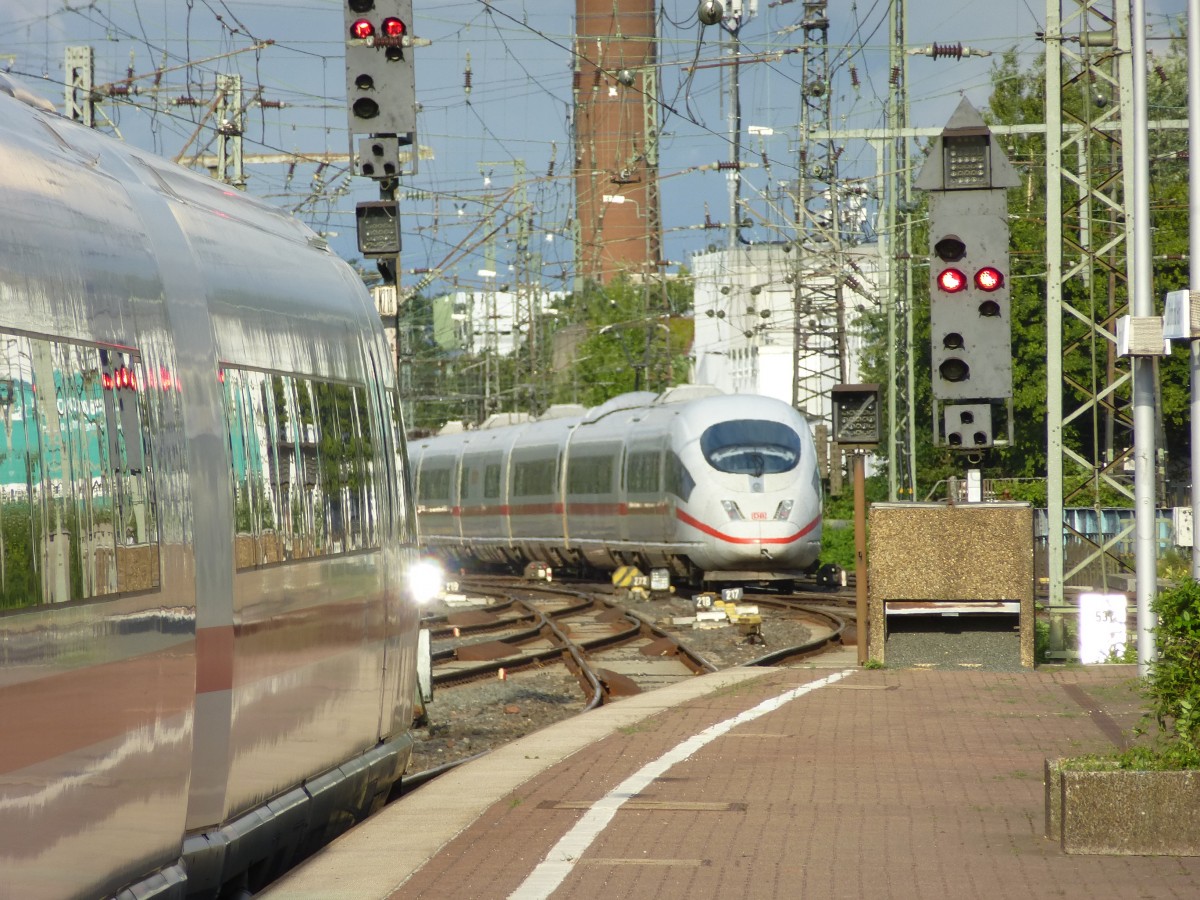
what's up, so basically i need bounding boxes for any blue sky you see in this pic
[0,1,1188,294]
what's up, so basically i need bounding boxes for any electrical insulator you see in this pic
[931,42,964,60]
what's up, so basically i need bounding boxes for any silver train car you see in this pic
[0,77,424,898]
[409,387,825,583]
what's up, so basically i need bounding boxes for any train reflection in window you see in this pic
[699,420,803,477]
[221,367,379,570]
[0,333,159,609]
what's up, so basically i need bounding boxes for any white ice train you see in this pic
[0,76,425,898]
[409,387,826,584]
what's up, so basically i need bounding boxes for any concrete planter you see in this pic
[1046,757,1200,855]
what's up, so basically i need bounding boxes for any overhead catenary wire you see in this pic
[13,1,1178,298]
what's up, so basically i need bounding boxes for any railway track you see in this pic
[397,575,852,795]
[427,585,713,701]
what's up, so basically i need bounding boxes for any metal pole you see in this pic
[885,0,900,502]
[1129,0,1157,675]
[854,451,868,665]
[1043,0,1066,613]
[726,24,742,250]
[1189,0,1200,580]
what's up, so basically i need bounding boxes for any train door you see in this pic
[624,427,671,546]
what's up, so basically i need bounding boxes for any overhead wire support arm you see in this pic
[93,41,276,97]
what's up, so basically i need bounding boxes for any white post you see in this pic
[1129,0,1158,675]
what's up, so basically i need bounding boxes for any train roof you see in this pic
[0,78,383,385]
[415,388,815,451]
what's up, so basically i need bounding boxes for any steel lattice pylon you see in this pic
[1044,0,1138,606]
[790,2,849,427]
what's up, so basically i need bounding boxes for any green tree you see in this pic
[548,275,693,408]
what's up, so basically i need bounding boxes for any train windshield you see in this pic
[699,419,802,477]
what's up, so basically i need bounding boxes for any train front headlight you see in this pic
[774,499,794,520]
[721,500,744,521]
[408,558,445,605]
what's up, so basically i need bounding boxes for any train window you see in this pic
[352,385,376,547]
[266,373,305,561]
[483,463,501,499]
[699,420,802,476]
[567,453,615,495]
[663,451,695,502]
[225,369,276,568]
[294,377,325,555]
[418,466,452,502]
[222,368,379,570]
[0,334,160,610]
[300,379,376,553]
[512,458,557,497]
[625,451,661,494]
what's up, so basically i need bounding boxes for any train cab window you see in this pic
[222,368,379,570]
[663,451,695,503]
[699,420,802,476]
[0,334,160,609]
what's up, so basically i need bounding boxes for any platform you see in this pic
[263,649,1200,899]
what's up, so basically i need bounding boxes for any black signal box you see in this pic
[356,200,400,256]
[832,384,881,446]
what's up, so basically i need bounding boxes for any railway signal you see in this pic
[345,0,416,282]
[344,0,416,168]
[916,97,1020,450]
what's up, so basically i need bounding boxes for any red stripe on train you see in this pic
[674,508,820,545]
[454,502,669,518]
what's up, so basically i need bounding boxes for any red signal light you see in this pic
[350,18,375,40]
[974,266,1003,291]
[381,17,406,37]
[937,267,967,293]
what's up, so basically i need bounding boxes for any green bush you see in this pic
[1140,579,1200,766]
[1158,547,1193,582]
[820,520,856,570]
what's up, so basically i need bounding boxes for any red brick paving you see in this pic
[396,665,1200,899]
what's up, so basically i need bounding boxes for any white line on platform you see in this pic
[507,668,856,900]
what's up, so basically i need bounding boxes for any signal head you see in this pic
[933,234,966,262]
[974,266,1003,291]
[350,18,375,40]
[939,358,970,383]
[936,267,967,293]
